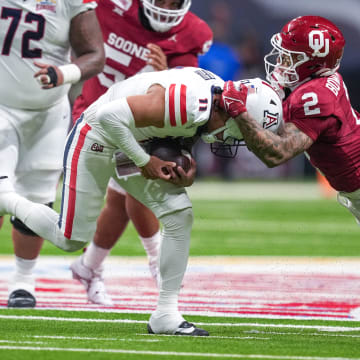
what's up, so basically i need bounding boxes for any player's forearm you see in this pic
[70,10,105,81]
[235,112,300,167]
[71,51,104,81]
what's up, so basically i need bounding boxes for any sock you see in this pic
[156,289,179,314]
[15,256,37,276]
[83,242,110,271]
[140,230,161,259]
[150,289,184,332]
[9,256,37,295]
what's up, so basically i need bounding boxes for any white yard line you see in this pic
[0,345,358,360]
[26,335,160,342]
[1,315,360,332]
[244,330,360,338]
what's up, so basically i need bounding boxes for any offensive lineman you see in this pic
[71,0,213,305]
[0,0,105,308]
[0,66,283,335]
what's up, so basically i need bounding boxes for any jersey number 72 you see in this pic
[1,7,45,58]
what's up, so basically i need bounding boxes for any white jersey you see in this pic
[0,0,96,110]
[85,67,224,142]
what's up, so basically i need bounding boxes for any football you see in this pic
[148,138,191,174]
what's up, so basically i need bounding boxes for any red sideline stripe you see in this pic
[180,84,187,125]
[64,123,92,239]
[169,84,176,127]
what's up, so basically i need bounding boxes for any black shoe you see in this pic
[147,321,209,336]
[8,289,36,308]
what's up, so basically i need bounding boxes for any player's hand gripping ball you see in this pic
[148,138,191,176]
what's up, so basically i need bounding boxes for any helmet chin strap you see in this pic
[201,125,227,144]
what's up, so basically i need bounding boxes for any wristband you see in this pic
[58,64,81,84]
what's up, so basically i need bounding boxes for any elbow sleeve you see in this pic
[97,98,150,167]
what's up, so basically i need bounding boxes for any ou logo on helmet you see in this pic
[308,30,329,57]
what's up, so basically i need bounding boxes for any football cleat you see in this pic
[86,277,114,307]
[147,321,209,336]
[70,256,114,306]
[8,289,36,308]
[337,194,360,225]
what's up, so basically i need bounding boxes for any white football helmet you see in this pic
[141,0,191,32]
[202,78,283,158]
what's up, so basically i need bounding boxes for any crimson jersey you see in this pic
[283,73,360,192]
[72,0,213,120]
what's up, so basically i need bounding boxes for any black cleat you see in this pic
[147,321,209,336]
[8,289,36,308]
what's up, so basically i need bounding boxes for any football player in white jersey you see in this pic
[0,0,105,308]
[70,0,213,307]
[0,67,282,335]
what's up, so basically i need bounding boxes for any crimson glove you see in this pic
[220,81,249,118]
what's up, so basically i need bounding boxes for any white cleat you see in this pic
[350,307,360,319]
[70,256,114,306]
[86,277,114,306]
[148,312,209,336]
[8,276,36,308]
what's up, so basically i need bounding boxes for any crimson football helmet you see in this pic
[264,16,345,89]
[141,0,191,32]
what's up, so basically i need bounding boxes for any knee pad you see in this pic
[11,202,54,236]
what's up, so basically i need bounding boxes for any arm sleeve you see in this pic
[96,98,151,167]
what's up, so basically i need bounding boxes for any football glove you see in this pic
[220,81,248,118]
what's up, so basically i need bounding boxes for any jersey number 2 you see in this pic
[1,7,45,58]
[302,92,321,116]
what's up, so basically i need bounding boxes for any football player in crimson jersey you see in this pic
[0,67,281,335]
[222,16,360,223]
[0,0,105,309]
[71,0,213,306]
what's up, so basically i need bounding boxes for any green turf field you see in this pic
[1,181,359,360]
[1,310,360,360]
[0,181,357,257]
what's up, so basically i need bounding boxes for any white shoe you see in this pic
[8,276,36,308]
[87,278,114,306]
[350,307,360,319]
[337,194,360,225]
[70,256,114,306]
[148,312,209,336]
